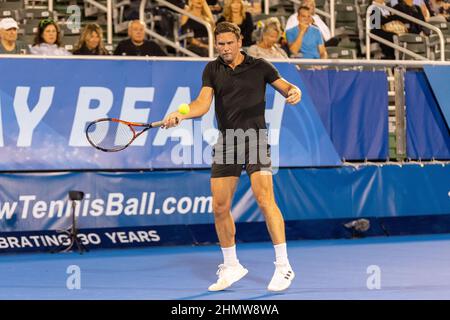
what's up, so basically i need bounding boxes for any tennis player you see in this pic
[164,22,301,292]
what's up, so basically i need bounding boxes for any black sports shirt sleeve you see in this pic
[202,62,214,88]
[260,59,281,84]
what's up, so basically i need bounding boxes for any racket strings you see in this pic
[87,120,135,151]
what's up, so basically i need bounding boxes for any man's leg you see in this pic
[208,176,248,291]
[211,176,239,248]
[250,171,285,244]
[250,171,295,291]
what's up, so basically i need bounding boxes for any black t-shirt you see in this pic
[202,52,280,132]
[73,44,109,55]
[113,39,167,56]
[181,18,209,39]
[393,2,428,34]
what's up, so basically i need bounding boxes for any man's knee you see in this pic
[213,200,232,217]
[255,193,275,212]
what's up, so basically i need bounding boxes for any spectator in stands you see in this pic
[217,0,254,47]
[285,0,338,46]
[0,18,29,54]
[73,23,109,55]
[30,18,71,56]
[207,0,223,14]
[286,6,327,59]
[114,20,167,56]
[392,0,429,34]
[426,0,450,21]
[247,17,288,58]
[180,0,215,56]
[369,0,406,59]
[390,0,431,21]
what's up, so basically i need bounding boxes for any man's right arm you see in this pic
[163,86,214,128]
[289,28,306,56]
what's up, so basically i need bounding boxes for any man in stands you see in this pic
[0,18,29,54]
[286,6,327,58]
[114,20,167,56]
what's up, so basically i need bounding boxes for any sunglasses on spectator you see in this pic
[39,18,55,28]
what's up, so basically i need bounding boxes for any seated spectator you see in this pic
[73,23,109,55]
[114,20,167,56]
[0,18,30,54]
[180,0,215,56]
[286,6,327,59]
[285,0,337,46]
[207,0,223,14]
[426,0,450,21]
[391,0,431,21]
[370,0,406,59]
[217,0,254,47]
[393,0,429,34]
[30,18,71,56]
[248,17,288,59]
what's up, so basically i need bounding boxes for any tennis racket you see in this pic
[85,118,167,152]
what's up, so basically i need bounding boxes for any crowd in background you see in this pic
[1,0,449,59]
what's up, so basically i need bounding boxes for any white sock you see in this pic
[221,245,239,266]
[274,243,289,265]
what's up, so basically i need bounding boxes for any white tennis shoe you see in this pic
[267,262,295,292]
[208,263,248,291]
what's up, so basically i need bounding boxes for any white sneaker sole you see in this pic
[208,268,249,291]
[267,272,296,292]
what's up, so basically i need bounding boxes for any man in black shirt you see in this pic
[393,0,429,35]
[114,20,166,56]
[164,22,301,292]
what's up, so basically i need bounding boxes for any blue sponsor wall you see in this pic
[1,165,449,253]
[0,58,449,253]
[405,71,450,159]
[0,58,395,170]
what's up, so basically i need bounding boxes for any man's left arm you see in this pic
[271,78,302,105]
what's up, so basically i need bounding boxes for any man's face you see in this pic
[129,22,145,44]
[1,27,18,42]
[215,32,242,64]
[297,9,312,25]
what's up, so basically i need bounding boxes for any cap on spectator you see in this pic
[0,18,19,30]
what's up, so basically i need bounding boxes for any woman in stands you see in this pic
[217,0,254,47]
[30,18,71,56]
[247,17,288,59]
[73,23,109,55]
[180,0,215,56]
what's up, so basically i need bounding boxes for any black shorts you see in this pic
[211,136,272,178]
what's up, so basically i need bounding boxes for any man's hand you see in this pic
[163,112,183,128]
[286,87,302,105]
[299,22,309,33]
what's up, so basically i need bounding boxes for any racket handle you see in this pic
[150,120,165,128]
[151,117,180,128]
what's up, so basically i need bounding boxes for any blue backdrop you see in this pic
[299,70,389,160]
[0,58,393,170]
[405,71,450,159]
[1,165,449,233]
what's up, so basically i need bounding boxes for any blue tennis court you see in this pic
[1,233,449,300]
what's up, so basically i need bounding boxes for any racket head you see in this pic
[85,118,136,152]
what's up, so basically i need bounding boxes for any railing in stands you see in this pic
[139,0,201,57]
[139,0,214,58]
[366,3,445,61]
[75,0,114,45]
